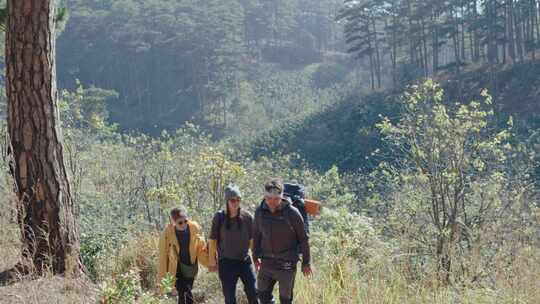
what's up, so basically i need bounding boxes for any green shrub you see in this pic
[112,233,160,290]
[99,268,143,304]
[311,63,348,89]
[311,207,391,275]
[80,231,116,281]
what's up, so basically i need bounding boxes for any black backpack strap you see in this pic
[291,198,310,233]
[219,210,226,226]
[283,206,298,235]
[216,210,226,247]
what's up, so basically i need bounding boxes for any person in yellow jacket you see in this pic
[158,207,209,304]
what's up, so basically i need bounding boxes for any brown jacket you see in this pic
[253,199,311,267]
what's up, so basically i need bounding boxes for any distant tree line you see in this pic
[56,0,345,134]
[339,0,540,90]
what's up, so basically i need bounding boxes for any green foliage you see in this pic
[80,232,116,281]
[311,63,349,89]
[145,183,182,212]
[1,1,540,303]
[158,273,175,295]
[57,0,344,134]
[99,268,143,304]
[312,207,385,262]
[198,149,246,208]
[98,267,172,304]
[59,80,119,135]
[309,166,356,209]
[144,147,246,222]
[376,79,537,283]
[228,65,344,137]
[112,233,160,290]
[248,88,399,172]
[0,7,6,31]
[338,0,540,92]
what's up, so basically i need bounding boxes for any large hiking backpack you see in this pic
[283,182,309,233]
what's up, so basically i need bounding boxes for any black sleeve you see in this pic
[245,211,254,240]
[252,209,262,260]
[289,207,311,267]
[209,212,221,240]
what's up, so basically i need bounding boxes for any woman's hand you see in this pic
[254,259,262,272]
[302,265,313,277]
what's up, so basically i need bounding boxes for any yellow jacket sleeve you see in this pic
[157,229,168,285]
[196,235,210,267]
[208,239,218,267]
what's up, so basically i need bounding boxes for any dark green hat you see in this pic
[225,184,242,201]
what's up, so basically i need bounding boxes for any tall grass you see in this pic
[293,251,540,304]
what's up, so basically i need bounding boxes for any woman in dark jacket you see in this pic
[208,185,258,304]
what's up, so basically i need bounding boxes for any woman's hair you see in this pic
[170,207,187,221]
[225,200,242,230]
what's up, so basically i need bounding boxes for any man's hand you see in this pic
[254,259,262,272]
[208,265,218,273]
[302,265,313,277]
[170,288,178,296]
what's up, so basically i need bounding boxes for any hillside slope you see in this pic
[248,61,540,173]
[247,91,399,172]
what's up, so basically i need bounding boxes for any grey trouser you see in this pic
[257,260,297,304]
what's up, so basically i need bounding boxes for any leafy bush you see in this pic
[310,207,391,284]
[98,267,174,304]
[311,63,349,89]
[111,233,160,290]
[376,79,538,284]
[99,268,143,304]
[309,166,357,209]
[80,232,117,281]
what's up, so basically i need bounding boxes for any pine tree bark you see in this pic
[4,0,81,277]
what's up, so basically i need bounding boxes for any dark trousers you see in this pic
[176,274,195,304]
[218,258,258,304]
[257,260,297,304]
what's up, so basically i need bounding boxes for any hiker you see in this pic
[158,207,209,304]
[208,184,258,304]
[253,178,312,304]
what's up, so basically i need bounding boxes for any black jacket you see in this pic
[253,198,311,267]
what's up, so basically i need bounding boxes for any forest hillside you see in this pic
[0,1,539,304]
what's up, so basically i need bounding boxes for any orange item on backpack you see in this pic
[304,199,321,216]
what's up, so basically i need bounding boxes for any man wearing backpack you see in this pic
[253,178,312,304]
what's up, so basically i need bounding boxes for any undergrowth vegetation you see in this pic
[0,79,538,303]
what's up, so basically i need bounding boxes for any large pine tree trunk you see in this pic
[4,0,81,276]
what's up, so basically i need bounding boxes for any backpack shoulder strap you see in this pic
[218,210,226,224]
[283,205,298,234]
[216,210,226,246]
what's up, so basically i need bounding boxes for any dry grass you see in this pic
[0,198,98,304]
[0,276,97,304]
[0,194,20,272]
[292,254,540,304]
